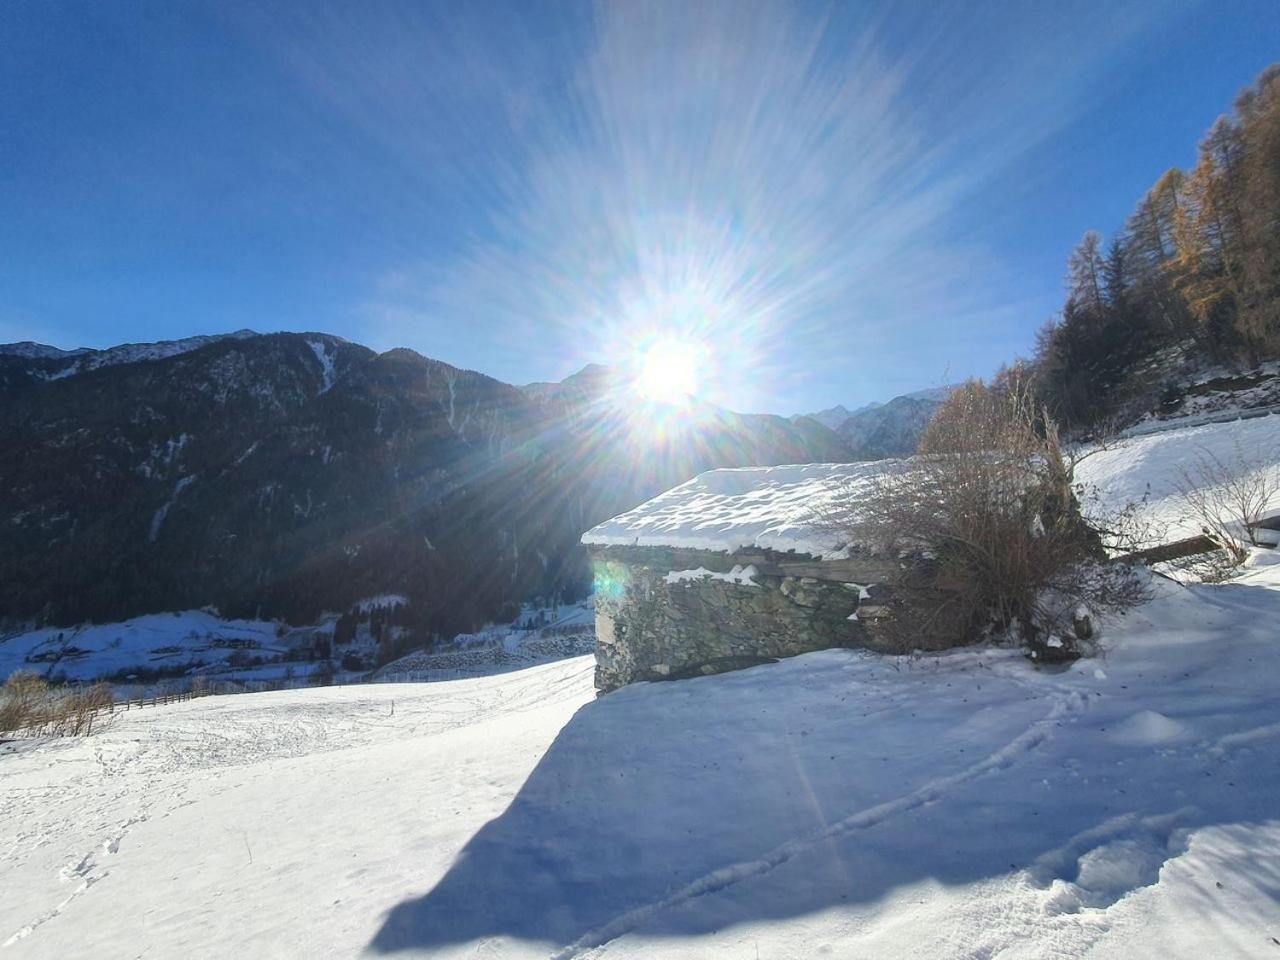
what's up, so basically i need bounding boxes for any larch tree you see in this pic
[1028,63,1280,433]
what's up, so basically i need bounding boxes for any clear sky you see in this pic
[2,0,1277,413]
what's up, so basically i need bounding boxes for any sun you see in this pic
[636,338,700,403]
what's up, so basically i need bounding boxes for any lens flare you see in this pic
[636,338,700,402]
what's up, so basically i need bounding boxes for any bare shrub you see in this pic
[0,697,28,737]
[4,670,48,698]
[1070,467,1176,559]
[0,671,48,736]
[818,379,1149,660]
[1175,442,1280,564]
[0,676,114,738]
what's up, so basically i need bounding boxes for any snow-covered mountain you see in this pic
[0,329,259,380]
[0,341,92,360]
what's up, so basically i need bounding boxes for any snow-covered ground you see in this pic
[1126,360,1280,435]
[4,564,1279,959]
[375,600,595,683]
[0,611,311,685]
[0,599,589,691]
[1075,413,1280,546]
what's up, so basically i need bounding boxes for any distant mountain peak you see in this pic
[520,362,628,405]
[0,329,262,378]
[900,384,957,403]
[801,401,885,431]
[795,384,959,460]
[0,341,93,360]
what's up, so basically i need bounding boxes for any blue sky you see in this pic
[1,0,1276,413]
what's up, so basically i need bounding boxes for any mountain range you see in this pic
[2,330,927,657]
[797,386,953,460]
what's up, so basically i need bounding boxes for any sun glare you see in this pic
[636,339,700,403]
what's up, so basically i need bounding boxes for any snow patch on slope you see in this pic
[354,594,408,613]
[663,564,759,586]
[306,338,337,394]
[148,474,196,542]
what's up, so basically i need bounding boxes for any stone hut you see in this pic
[581,462,901,693]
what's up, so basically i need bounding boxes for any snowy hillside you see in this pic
[1074,413,1280,547]
[4,564,1279,958]
[0,603,405,690]
[0,600,590,691]
[802,402,874,430]
[1128,360,1280,435]
[1,330,847,635]
[0,611,304,684]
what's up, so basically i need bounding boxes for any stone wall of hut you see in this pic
[589,544,898,693]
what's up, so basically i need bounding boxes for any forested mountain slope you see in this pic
[0,332,849,653]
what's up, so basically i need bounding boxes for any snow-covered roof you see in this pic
[581,461,899,559]
[585,414,1280,562]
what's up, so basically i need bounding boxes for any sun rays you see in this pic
[635,337,701,403]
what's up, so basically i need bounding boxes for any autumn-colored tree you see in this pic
[1234,65,1280,355]
[1031,64,1280,430]
[1172,117,1249,358]
[1125,169,1194,341]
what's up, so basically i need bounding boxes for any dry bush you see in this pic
[819,379,1149,660]
[0,671,48,736]
[1175,442,1280,564]
[0,697,27,737]
[4,670,48,698]
[38,683,115,737]
[1070,457,1182,559]
[0,676,114,738]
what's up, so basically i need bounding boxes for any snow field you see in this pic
[1074,413,1280,547]
[3,565,1279,958]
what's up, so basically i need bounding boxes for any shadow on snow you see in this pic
[369,593,1280,954]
